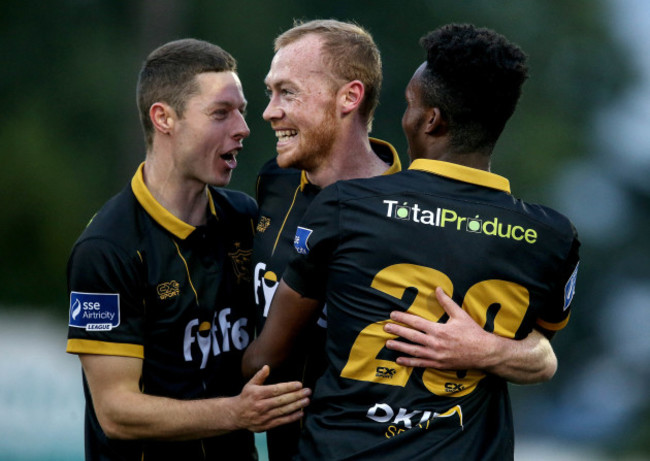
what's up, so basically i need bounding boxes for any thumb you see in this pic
[248,364,270,386]
[435,286,462,318]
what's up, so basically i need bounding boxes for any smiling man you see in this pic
[251,20,401,460]
[65,39,310,461]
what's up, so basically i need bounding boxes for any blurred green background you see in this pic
[2,0,649,459]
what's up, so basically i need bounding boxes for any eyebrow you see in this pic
[264,76,296,89]
[207,99,248,112]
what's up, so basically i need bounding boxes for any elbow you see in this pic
[96,413,136,440]
[538,353,558,383]
[94,401,142,440]
[516,347,558,385]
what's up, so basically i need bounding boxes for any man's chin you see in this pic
[276,152,299,169]
[208,172,232,188]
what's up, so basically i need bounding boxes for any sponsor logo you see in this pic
[69,292,120,331]
[229,242,252,284]
[254,262,278,318]
[253,261,327,327]
[183,308,250,369]
[157,280,180,300]
[256,216,271,233]
[564,262,579,310]
[366,403,464,437]
[383,200,538,244]
[293,226,313,255]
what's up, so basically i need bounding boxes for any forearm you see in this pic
[95,388,239,440]
[385,291,559,385]
[242,336,282,379]
[243,280,321,379]
[481,329,557,384]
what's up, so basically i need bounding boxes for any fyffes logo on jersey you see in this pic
[253,261,328,327]
[183,308,250,369]
[383,200,538,244]
[254,262,279,318]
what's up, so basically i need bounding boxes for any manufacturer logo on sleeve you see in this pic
[294,226,313,255]
[69,292,120,331]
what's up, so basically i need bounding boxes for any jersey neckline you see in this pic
[409,159,511,193]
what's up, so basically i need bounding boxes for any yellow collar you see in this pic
[130,162,217,239]
[408,159,511,193]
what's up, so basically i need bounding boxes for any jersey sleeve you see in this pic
[536,227,580,335]
[66,238,146,358]
[282,185,341,301]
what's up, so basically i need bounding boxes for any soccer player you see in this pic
[251,19,401,460]
[65,39,309,461]
[244,23,580,460]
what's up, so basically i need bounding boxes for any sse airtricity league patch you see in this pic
[294,226,313,255]
[69,291,120,331]
[563,262,579,311]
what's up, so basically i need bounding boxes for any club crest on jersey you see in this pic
[69,292,120,331]
[256,216,271,233]
[229,242,253,283]
[564,262,579,311]
[294,226,313,255]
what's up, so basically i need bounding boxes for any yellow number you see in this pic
[463,280,529,338]
[341,264,452,386]
[340,264,530,398]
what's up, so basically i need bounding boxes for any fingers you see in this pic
[384,320,428,344]
[435,287,461,317]
[248,364,270,386]
[388,311,432,332]
[395,356,439,369]
[251,386,311,432]
[270,387,311,415]
[257,407,305,432]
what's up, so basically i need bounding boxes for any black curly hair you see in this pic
[419,24,528,155]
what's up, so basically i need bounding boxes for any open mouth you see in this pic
[220,151,238,169]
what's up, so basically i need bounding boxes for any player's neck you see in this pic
[142,157,209,227]
[306,131,389,188]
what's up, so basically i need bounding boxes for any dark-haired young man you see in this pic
[245,24,580,460]
[66,38,309,461]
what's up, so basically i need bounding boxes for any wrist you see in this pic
[211,396,240,432]
[480,333,509,373]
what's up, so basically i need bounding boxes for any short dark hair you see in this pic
[419,24,528,154]
[137,38,237,150]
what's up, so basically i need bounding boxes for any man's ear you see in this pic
[425,107,448,135]
[338,80,365,115]
[149,102,175,135]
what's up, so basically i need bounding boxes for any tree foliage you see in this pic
[0,0,630,307]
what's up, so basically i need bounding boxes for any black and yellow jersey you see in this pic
[66,163,258,461]
[284,159,580,460]
[252,138,401,460]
